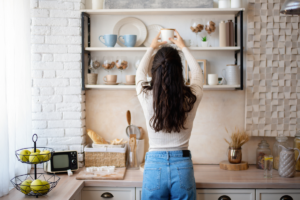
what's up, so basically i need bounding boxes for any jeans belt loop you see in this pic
[166,151,169,160]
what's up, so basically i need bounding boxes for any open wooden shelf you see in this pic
[81,8,245,16]
[85,47,241,52]
[85,84,241,90]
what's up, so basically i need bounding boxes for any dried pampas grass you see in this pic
[224,127,250,149]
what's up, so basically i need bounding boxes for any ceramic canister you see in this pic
[224,64,239,85]
[219,0,231,8]
[92,0,104,9]
[219,21,226,47]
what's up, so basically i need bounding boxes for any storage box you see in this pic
[84,144,127,167]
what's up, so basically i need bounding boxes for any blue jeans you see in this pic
[142,151,196,200]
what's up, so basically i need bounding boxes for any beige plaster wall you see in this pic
[86,89,294,164]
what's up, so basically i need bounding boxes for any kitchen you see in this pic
[1,0,300,199]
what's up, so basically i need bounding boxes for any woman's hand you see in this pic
[150,31,167,49]
[169,30,186,50]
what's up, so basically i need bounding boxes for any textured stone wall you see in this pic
[246,0,300,137]
[30,0,86,161]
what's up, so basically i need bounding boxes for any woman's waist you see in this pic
[146,150,191,159]
[145,150,192,165]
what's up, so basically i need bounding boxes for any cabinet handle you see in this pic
[101,192,114,198]
[218,195,231,200]
[280,195,293,200]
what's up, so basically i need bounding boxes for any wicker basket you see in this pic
[84,144,127,167]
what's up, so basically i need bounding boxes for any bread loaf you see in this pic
[87,129,108,144]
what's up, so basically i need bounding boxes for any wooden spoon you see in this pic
[126,110,131,125]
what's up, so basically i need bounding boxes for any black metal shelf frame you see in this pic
[235,10,244,90]
[81,10,244,91]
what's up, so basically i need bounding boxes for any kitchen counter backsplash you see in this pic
[85,90,294,164]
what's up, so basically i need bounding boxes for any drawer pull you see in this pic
[218,195,231,200]
[101,192,114,198]
[280,195,293,200]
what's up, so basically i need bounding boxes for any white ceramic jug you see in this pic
[278,145,300,178]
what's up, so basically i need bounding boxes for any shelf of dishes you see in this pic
[85,47,241,51]
[85,84,241,90]
[80,8,245,15]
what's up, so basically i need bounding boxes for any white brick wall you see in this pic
[31,0,85,148]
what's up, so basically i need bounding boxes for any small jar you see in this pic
[256,139,271,169]
[294,131,300,171]
[273,135,289,170]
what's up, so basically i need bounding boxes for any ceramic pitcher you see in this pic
[278,145,300,178]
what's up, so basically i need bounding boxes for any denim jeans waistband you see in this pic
[145,150,191,159]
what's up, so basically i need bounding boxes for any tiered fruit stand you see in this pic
[11,134,60,198]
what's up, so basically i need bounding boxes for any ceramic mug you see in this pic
[99,34,117,47]
[103,75,117,83]
[161,29,175,44]
[218,77,225,85]
[126,75,136,83]
[208,74,218,85]
[118,35,137,47]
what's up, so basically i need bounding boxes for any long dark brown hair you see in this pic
[141,46,197,133]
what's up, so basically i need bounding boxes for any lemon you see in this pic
[30,179,43,193]
[20,180,32,194]
[19,150,31,162]
[29,152,42,164]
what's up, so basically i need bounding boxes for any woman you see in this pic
[136,30,204,200]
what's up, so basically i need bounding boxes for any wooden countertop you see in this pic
[1,165,300,200]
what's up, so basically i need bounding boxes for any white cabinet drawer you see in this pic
[81,187,135,200]
[256,189,300,200]
[136,188,142,200]
[197,189,255,200]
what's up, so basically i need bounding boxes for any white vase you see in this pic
[231,0,242,8]
[201,41,208,47]
[92,0,104,9]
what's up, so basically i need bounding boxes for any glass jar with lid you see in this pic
[273,134,289,170]
[294,131,300,171]
[256,139,271,169]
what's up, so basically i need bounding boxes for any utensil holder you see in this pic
[136,139,144,165]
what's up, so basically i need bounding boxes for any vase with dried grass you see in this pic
[224,128,250,164]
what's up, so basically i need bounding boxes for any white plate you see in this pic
[143,24,164,47]
[113,17,147,47]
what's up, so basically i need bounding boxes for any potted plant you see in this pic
[224,128,250,164]
[201,36,208,47]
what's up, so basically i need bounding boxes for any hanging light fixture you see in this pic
[280,0,300,15]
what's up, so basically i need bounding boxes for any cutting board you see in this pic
[219,161,249,171]
[76,168,127,180]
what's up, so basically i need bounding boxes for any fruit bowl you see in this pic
[15,147,55,164]
[11,173,60,196]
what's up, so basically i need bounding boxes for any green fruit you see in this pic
[20,180,32,194]
[30,179,43,193]
[30,148,40,153]
[19,150,31,162]
[29,152,42,164]
[40,180,50,194]
[40,150,51,162]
